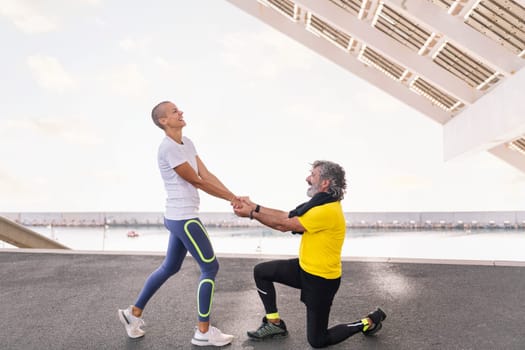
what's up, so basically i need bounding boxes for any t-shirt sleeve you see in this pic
[164,142,187,169]
[184,137,198,156]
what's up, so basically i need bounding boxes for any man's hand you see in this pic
[233,199,253,218]
[230,196,243,209]
[239,196,255,208]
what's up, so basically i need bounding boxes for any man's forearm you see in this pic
[258,206,288,218]
[252,210,289,232]
[235,200,304,233]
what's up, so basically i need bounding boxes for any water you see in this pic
[2,226,525,262]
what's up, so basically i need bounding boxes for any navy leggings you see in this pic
[135,217,219,322]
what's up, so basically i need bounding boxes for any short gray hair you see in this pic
[151,101,170,130]
[312,160,347,200]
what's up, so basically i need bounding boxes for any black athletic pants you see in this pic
[253,258,365,348]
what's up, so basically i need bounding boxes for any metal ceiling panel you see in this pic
[465,0,525,56]
[359,45,408,80]
[433,42,499,89]
[373,3,433,52]
[509,137,525,154]
[328,0,363,15]
[307,13,354,51]
[262,0,299,20]
[411,77,465,111]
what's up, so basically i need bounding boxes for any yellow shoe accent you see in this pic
[361,318,370,332]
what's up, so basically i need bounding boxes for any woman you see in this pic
[118,101,238,347]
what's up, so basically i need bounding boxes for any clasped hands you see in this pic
[230,196,256,218]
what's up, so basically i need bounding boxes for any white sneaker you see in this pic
[118,306,145,339]
[191,326,234,347]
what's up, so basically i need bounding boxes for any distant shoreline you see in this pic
[2,211,525,230]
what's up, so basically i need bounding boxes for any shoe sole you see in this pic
[363,322,382,336]
[118,310,145,339]
[247,332,288,341]
[191,338,234,346]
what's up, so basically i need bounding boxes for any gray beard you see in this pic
[306,185,318,198]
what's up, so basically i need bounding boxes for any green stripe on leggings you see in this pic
[183,219,215,263]
[197,278,215,318]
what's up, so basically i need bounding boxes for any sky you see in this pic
[0,0,524,214]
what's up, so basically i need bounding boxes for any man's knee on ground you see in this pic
[307,335,327,349]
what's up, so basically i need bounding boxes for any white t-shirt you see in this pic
[157,135,200,220]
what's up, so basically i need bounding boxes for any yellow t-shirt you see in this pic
[297,201,346,279]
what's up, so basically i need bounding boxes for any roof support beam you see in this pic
[443,67,525,159]
[514,0,525,9]
[384,0,524,76]
[294,0,479,104]
[489,144,525,173]
[225,0,450,123]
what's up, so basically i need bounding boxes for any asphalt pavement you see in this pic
[1,250,524,349]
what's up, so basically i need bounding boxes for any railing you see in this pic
[0,216,69,249]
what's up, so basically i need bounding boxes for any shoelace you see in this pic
[257,323,282,336]
[130,314,146,327]
[209,326,218,336]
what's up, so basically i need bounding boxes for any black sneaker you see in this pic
[363,308,387,336]
[247,317,288,340]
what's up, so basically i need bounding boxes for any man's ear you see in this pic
[321,179,331,191]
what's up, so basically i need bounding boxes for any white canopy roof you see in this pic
[226,0,525,172]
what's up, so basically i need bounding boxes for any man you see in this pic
[233,160,386,348]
